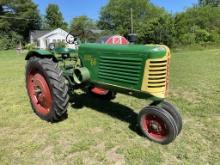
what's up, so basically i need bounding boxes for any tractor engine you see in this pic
[77,43,170,99]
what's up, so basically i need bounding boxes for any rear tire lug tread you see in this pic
[25,57,69,122]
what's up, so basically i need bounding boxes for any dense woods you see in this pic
[98,0,220,47]
[0,0,219,49]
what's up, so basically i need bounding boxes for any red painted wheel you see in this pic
[142,114,168,140]
[27,72,52,116]
[91,87,109,95]
[151,101,182,135]
[138,106,178,144]
[88,86,116,100]
[26,57,69,122]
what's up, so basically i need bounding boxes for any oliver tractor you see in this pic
[25,36,182,145]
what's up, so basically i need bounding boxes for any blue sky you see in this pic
[33,0,198,23]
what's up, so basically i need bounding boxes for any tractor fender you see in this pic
[25,50,57,61]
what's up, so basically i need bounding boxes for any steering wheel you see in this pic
[66,31,82,45]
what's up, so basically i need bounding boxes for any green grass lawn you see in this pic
[0,49,219,164]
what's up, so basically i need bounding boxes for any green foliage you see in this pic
[136,14,176,46]
[179,33,196,45]
[0,0,38,48]
[24,43,36,50]
[70,16,97,42]
[0,0,220,48]
[199,0,220,7]
[0,0,41,40]
[98,0,149,34]
[56,41,66,48]
[98,0,220,47]
[45,4,67,30]
[175,6,220,46]
[98,0,176,46]
[0,31,22,50]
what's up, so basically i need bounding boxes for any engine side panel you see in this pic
[79,43,167,92]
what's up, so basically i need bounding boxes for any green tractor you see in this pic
[25,37,182,145]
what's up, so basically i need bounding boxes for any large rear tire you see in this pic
[88,86,116,101]
[25,57,69,122]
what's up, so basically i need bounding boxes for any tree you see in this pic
[98,0,175,46]
[0,5,4,15]
[134,15,175,46]
[45,4,67,30]
[0,2,12,31]
[0,0,41,34]
[98,0,149,35]
[175,6,220,45]
[0,0,41,49]
[70,16,97,42]
[199,0,220,7]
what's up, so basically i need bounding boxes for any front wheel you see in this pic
[151,101,182,135]
[138,106,178,145]
[25,57,69,122]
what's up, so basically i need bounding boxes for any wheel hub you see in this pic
[33,85,46,106]
[142,115,167,140]
[149,121,161,132]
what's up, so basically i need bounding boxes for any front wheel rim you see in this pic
[142,114,168,141]
[27,70,52,116]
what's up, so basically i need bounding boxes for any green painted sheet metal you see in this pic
[25,49,54,60]
[78,43,167,91]
[55,48,76,54]
[29,49,53,55]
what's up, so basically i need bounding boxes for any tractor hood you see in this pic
[54,47,75,54]
[78,43,170,99]
[79,43,167,60]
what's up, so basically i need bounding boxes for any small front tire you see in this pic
[160,101,182,135]
[138,106,178,145]
[151,101,182,135]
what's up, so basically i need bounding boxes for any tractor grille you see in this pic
[141,54,170,98]
[148,60,168,88]
[98,56,142,86]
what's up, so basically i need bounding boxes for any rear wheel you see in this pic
[89,87,116,100]
[138,106,178,145]
[25,57,69,122]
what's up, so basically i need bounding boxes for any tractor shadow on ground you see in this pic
[69,92,142,136]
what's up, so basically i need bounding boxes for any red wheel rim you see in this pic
[91,87,109,95]
[27,70,52,116]
[141,114,168,140]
